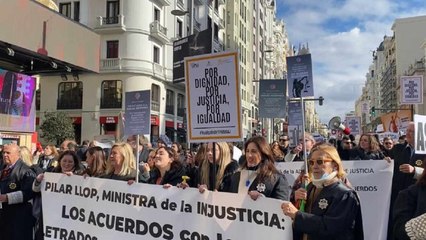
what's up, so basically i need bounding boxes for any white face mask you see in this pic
[311,171,338,188]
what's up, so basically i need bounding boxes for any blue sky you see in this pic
[276,0,426,124]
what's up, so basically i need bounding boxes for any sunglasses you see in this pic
[308,159,333,166]
[280,139,288,142]
[384,142,393,145]
[343,141,351,144]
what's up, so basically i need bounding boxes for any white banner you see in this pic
[414,114,426,154]
[276,160,394,240]
[41,173,292,240]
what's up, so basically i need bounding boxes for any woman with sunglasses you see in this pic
[281,143,364,240]
[224,136,290,200]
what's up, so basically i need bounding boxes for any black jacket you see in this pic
[0,160,36,240]
[393,184,426,240]
[349,148,385,160]
[293,181,364,240]
[189,160,239,191]
[224,167,290,201]
[147,165,186,186]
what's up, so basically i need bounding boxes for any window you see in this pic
[73,1,80,21]
[154,8,160,21]
[59,2,71,18]
[177,19,183,38]
[106,0,119,24]
[57,82,83,109]
[177,94,185,117]
[106,41,119,58]
[101,80,122,109]
[166,89,175,115]
[153,46,160,64]
[151,84,160,111]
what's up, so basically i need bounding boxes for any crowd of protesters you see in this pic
[0,122,425,239]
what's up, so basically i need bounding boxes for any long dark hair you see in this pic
[243,136,278,181]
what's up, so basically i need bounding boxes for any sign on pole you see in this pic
[286,54,314,98]
[288,102,303,126]
[401,75,423,104]
[361,101,370,114]
[124,90,151,136]
[259,80,287,118]
[345,116,361,136]
[173,29,213,83]
[185,51,242,143]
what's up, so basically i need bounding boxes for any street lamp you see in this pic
[171,0,193,35]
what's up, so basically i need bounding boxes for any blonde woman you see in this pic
[102,142,136,181]
[19,146,33,167]
[37,144,59,172]
[282,143,363,239]
[190,142,238,192]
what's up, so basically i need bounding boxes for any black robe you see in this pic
[0,160,36,240]
[293,181,364,240]
[388,143,426,239]
[392,184,426,240]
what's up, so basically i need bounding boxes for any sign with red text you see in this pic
[41,173,292,240]
[184,51,242,142]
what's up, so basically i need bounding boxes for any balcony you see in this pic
[177,0,184,9]
[151,101,160,112]
[100,58,122,71]
[177,107,185,117]
[153,0,170,6]
[219,18,225,29]
[101,98,122,109]
[194,18,201,32]
[194,0,205,6]
[150,21,169,44]
[57,99,82,110]
[94,15,126,33]
[166,105,174,115]
[153,63,165,78]
[213,38,224,51]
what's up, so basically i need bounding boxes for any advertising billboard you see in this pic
[0,68,36,132]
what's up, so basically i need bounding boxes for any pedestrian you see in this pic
[0,144,36,240]
[225,136,290,200]
[281,143,364,240]
[393,159,426,240]
[388,122,425,239]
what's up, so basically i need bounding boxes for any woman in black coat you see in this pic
[146,146,186,186]
[224,136,290,201]
[393,160,426,240]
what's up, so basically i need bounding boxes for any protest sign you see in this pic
[41,173,292,240]
[400,75,423,104]
[276,160,394,240]
[185,51,242,142]
[414,114,426,154]
[124,90,150,136]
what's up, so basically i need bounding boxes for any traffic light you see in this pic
[370,107,376,117]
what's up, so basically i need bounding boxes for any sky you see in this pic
[276,0,426,125]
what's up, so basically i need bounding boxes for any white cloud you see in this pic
[276,0,426,124]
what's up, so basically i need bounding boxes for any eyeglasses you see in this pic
[384,142,393,145]
[308,159,333,166]
[343,141,351,145]
[280,139,289,142]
